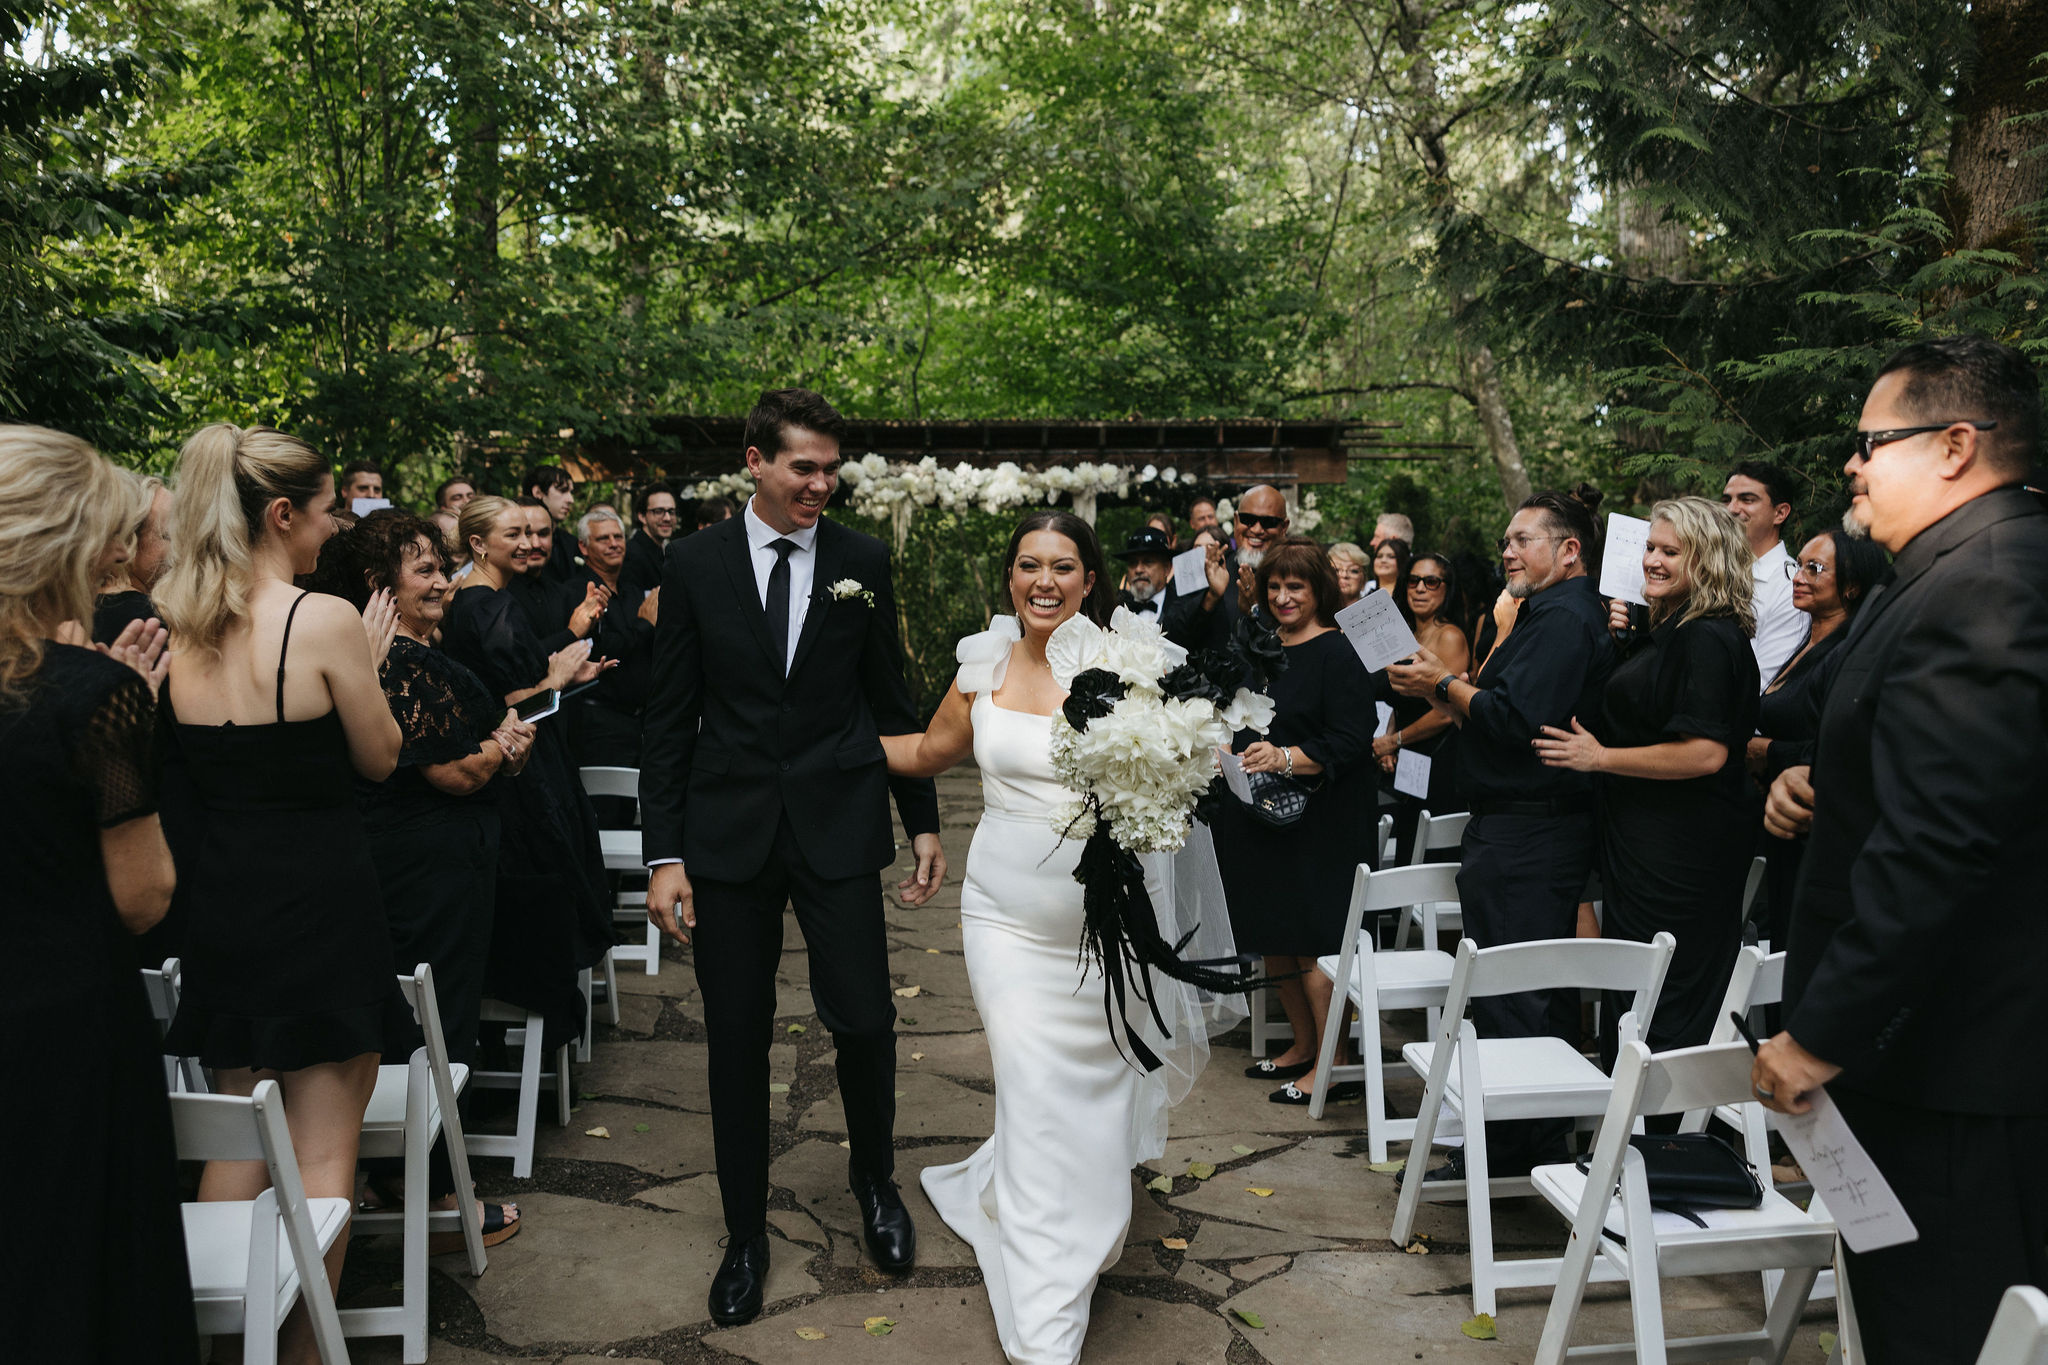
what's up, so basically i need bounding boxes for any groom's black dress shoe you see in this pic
[708,1233,771,1326]
[850,1170,917,1274]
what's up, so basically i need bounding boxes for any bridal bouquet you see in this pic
[1040,607,1287,1064]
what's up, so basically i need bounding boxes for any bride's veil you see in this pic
[1127,822,1248,1161]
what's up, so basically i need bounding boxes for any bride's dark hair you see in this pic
[1000,510,1115,626]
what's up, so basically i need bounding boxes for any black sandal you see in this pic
[1244,1058,1314,1081]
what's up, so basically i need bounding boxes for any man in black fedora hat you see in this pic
[1114,524,1178,617]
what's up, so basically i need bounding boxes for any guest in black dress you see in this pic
[0,426,197,1363]
[1212,537,1379,1106]
[155,422,405,1365]
[312,509,534,1242]
[444,495,615,1050]
[1374,553,1470,862]
[1745,529,1892,947]
[92,471,173,644]
[1533,496,1760,1057]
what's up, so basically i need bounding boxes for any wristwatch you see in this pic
[1434,673,1455,702]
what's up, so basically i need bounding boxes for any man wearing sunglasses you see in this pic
[1721,460,1805,685]
[1163,483,1289,652]
[1752,334,2048,1365]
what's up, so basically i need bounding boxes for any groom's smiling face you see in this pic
[746,425,842,535]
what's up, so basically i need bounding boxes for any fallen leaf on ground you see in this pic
[633,1123,650,1133]
[1368,1159,1405,1173]
[1244,1187,1274,1197]
[926,948,940,954]
[1145,1174,1173,1194]
[863,1316,896,1336]
[794,1327,827,1341]
[584,1126,611,1139]
[895,1090,906,1098]
[1160,1236,1188,1250]
[1819,1332,1838,1355]
[1186,1161,1216,1180]
[838,1140,851,1148]
[893,985,922,998]
[901,1016,919,1026]
[578,1091,597,1100]
[787,1024,807,1034]
[1231,1308,1266,1329]
[768,1083,790,1093]
[1230,1144,1255,1156]
[1404,1241,1431,1255]
[1460,1313,1497,1340]
[910,1051,926,1061]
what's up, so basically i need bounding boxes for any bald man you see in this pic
[1163,484,1288,653]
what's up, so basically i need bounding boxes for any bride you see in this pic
[882,510,1235,1365]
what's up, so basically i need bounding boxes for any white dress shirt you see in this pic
[1749,540,1804,687]
[743,496,818,675]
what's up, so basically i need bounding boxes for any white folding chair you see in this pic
[1392,809,1469,950]
[344,964,489,1362]
[1252,813,1397,1058]
[1390,932,1676,1316]
[1308,864,1461,1157]
[582,764,657,980]
[1975,1286,2048,1365]
[1531,1040,1837,1365]
[172,1081,352,1365]
[143,956,208,1094]
[465,999,572,1179]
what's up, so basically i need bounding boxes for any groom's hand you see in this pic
[648,863,696,945]
[897,833,946,908]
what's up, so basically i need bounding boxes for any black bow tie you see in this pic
[1129,598,1159,614]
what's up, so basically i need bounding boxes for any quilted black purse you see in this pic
[1244,770,1319,829]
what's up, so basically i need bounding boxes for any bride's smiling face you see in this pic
[1009,530,1094,633]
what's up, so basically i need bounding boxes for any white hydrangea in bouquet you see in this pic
[1039,606,1288,1033]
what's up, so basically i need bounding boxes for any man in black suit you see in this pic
[620,481,676,602]
[640,388,945,1326]
[1755,334,2048,1365]
[1163,483,1289,652]
[1114,525,1177,618]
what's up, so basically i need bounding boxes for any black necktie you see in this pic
[767,538,796,674]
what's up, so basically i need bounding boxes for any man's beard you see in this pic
[1237,547,1265,571]
[1841,479,1872,538]
[1127,579,1158,604]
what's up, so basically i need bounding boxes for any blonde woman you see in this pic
[1326,541,1369,609]
[93,470,173,642]
[1533,495,1759,1057]
[0,426,195,1363]
[156,423,403,1365]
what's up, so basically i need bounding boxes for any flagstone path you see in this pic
[342,768,1838,1364]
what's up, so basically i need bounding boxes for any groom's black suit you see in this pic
[640,511,939,1240]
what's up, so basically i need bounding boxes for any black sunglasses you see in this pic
[1235,513,1286,531]
[1854,420,1996,461]
[1409,574,1448,590]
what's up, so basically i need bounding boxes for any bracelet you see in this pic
[1283,746,1295,777]
[1393,729,1404,749]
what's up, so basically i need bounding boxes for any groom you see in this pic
[640,387,946,1325]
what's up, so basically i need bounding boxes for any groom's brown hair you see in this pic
[745,388,850,462]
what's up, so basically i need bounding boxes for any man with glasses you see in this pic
[1753,334,2048,1365]
[1721,460,1805,684]
[1164,483,1288,652]
[622,481,678,602]
[1388,485,1616,1178]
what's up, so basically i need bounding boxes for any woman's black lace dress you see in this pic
[0,645,200,1361]
[442,585,614,1049]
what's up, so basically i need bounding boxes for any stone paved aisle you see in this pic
[343,768,1836,1365]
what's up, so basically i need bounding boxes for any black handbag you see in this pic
[1580,1132,1764,1229]
[1244,769,1318,829]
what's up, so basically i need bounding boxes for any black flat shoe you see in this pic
[708,1233,770,1326]
[1244,1058,1314,1081]
[850,1170,917,1274]
[1269,1080,1366,1106]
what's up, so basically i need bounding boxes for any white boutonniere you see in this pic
[828,578,875,608]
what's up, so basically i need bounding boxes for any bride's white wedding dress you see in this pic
[923,619,1237,1365]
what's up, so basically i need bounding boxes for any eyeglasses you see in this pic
[1784,559,1832,581]
[1409,575,1448,590]
[1235,513,1286,531]
[645,506,677,518]
[1853,420,1996,461]
[1496,533,1568,554]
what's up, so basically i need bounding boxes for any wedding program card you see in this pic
[1217,747,1255,804]
[1598,512,1651,606]
[1335,586,1420,673]
[1778,1087,1919,1253]
[1171,547,1210,598]
[1393,749,1432,800]
[1375,701,1394,737]
[351,497,393,517]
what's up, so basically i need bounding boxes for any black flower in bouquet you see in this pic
[1159,660,1227,708]
[1231,616,1289,691]
[1061,668,1127,732]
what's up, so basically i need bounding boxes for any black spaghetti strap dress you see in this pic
[162,592,407,1070]
[0,645,200,1362]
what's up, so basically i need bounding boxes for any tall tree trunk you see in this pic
[1942,0,2048,291]
[1466,344,1531,508]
